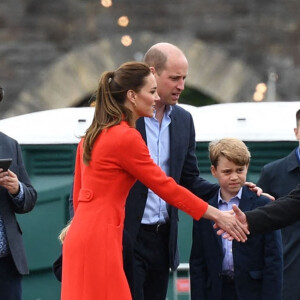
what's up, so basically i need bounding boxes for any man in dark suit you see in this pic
[256,109,300,300]
[190,138,282,300]
[0,86,37,300]
[123,43,219,300]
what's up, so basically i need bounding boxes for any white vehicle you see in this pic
[1,101,298,144]
[181,101,299,142]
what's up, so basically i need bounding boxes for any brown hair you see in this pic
[83,61,151,164]
[209,138,251,168]
[296,109,300,127]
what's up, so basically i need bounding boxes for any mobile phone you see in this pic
[0,158,12,172]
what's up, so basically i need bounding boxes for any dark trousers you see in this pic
[0,255,22,300]
[123,229,135,298]
[221,280,238,300]
[131,224,170,300]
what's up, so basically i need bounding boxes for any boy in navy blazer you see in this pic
[189,138,283,300]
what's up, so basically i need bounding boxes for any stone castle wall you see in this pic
[0,0,299,117]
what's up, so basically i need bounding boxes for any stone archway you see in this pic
[9,32,261,116]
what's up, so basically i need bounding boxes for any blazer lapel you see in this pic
[169,110,176,177]
[169,108,182,178]
[238,187,254,212]
[136,118,147,144]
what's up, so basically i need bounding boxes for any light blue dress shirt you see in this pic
[0,182,24,257]
[218,188,242,272]
[142,106,172,225]
[296,147,300,165]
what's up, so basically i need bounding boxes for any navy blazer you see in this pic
[0,132,37,275]
[257,148,300,299]
[257,148,300,199]
[190,187,283,300]
[124,105,218,270]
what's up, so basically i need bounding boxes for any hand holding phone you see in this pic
[0,158,12,172]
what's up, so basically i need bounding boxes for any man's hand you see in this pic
[261,192,275,201]
[213,204,250,241]
[232,204,248,225]
[245,181,262,196]
[0,169,20,195]
[214,209,249,242]
[244,181,275,201]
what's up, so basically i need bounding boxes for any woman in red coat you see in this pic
[61,62,247,300]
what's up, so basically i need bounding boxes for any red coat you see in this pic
[61,121,208,300]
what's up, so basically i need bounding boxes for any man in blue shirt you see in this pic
[124,43,220,300]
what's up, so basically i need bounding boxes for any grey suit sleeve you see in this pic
[12,140,37,214]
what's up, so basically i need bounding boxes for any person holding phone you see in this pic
[0,85,37,300]
[0,159,13,172]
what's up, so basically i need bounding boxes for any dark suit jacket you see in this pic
[124,105,218,270]
[246,183,300,234]
[257,148,300,299]
[0,132,37,275]
[190,187,283,300]
[257,148,300,199]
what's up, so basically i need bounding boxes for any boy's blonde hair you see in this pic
[58,220,72,244]
[209,138,251,168]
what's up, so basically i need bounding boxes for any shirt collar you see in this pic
[166,105,172,116]
[218,187,242,205]
[296,147,300,165]
[153,104,172,120]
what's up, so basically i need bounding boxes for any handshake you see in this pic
[214,205,249,242]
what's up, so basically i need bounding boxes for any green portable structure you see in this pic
[0,107,93,300]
